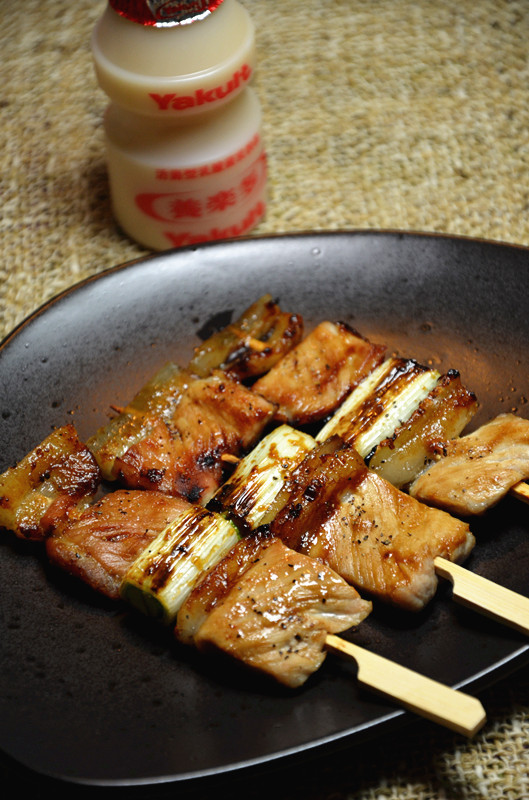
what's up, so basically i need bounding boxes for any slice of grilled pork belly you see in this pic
[253,321,386,425]
[46,489,192,599]
[175,531,371,688]
[0,425,101,541]
[100,372,276,504]
[410,413,529,516]
[87,361,192,483]
[270,438,475,612]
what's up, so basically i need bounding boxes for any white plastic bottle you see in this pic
[91,0,267,250]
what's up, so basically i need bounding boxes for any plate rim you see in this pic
[2,228,529,787]
[3,227,529,351]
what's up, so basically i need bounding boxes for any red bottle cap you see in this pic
[108,0,225,26]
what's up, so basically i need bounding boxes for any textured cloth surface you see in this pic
[1,1,529,798]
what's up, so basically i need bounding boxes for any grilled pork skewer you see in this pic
[313,353,529,515]
[46,484,482,735]
[209,425,529,633]
[176,530,485,736]
[33,487,369,689]
[50,492,484,735]
[0,430,485,735]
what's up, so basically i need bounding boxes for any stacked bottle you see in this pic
[91,0,267,250]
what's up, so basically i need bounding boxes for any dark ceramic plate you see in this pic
[1,231,529,789]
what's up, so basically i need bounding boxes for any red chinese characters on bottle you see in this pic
[135,143,267,247]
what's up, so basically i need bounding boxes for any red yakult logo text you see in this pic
[149,64,252,111]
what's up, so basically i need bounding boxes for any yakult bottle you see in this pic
[91,0,267,250]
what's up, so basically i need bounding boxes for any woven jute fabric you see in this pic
[1,1,529,798]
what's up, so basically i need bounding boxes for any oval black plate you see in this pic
[1,231,529,788]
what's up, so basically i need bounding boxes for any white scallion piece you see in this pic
[120,507,239,624]
[316,358,441,458]
[210,424,316,531]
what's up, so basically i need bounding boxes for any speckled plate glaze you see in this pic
[1,231,529,788]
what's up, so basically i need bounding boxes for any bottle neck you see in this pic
[92,0,255,119]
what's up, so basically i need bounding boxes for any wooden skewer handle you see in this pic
[510,480,529,505]
[434,557,529,635]
[325,634,486,737]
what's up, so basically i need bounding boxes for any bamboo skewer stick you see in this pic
[325,635,486,737]
[434,557,529,635]
[216,453,529,635]
[246,336,269,353]
[510,481,529,506]
[227,325,269,353]
[220,453,242,464]
[328,546,529,735]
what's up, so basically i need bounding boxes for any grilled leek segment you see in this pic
[87,362,190,481]
[209,424,316,532]
[208,358,477,538]
[208,363,453,533]
[120,506,239,624]
[316,358,441,458]
[368,369,478,488]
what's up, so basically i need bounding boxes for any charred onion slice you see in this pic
[367,370,478,489]
[188,294,303,380]
[87,362,191,481]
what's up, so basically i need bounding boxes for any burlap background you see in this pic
[1,1,529,797]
